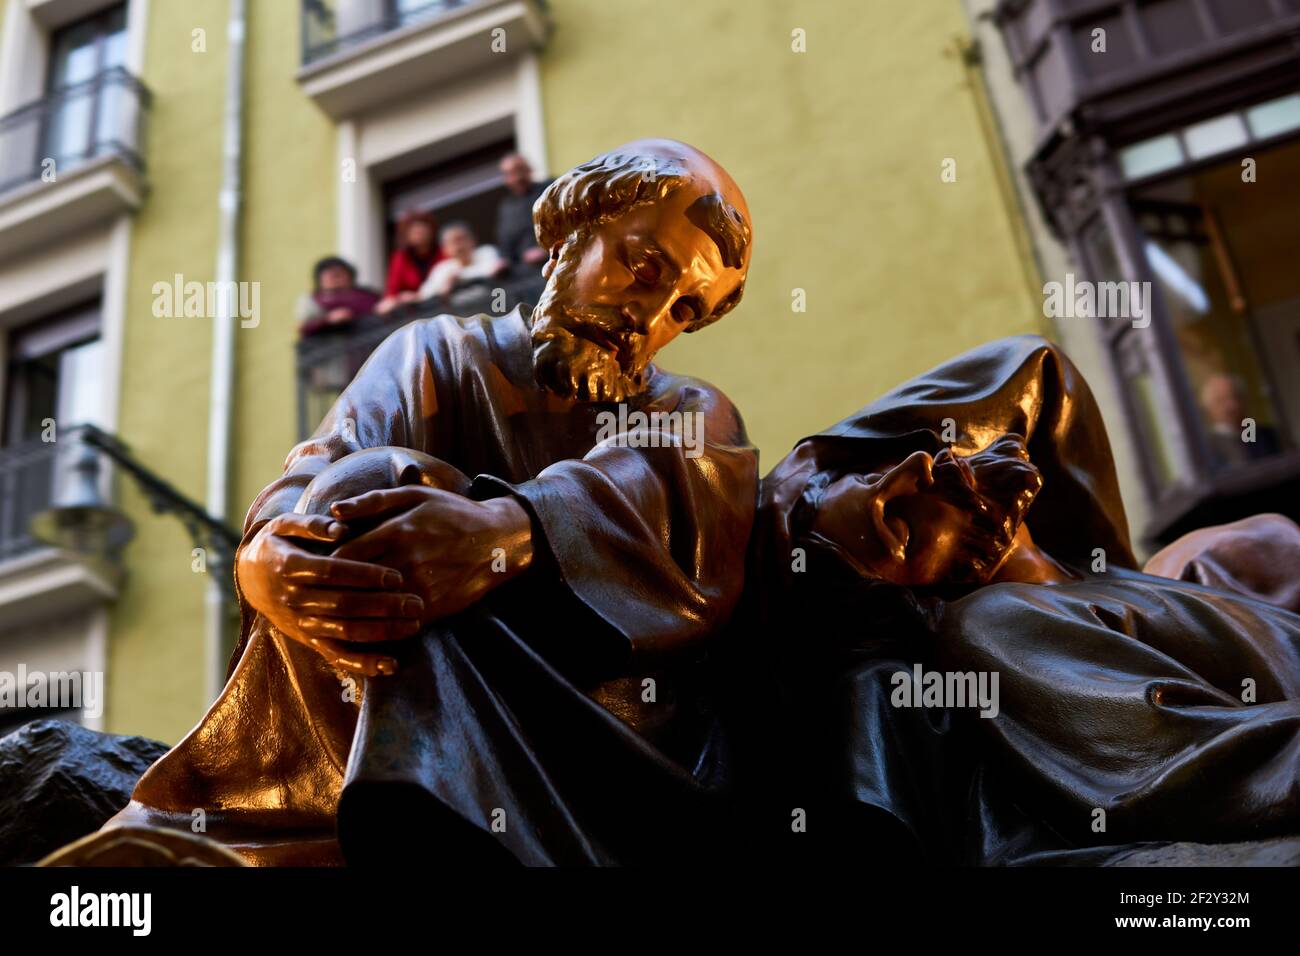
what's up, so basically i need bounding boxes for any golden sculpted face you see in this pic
[529,140,752,403]
[809,435,1044,586]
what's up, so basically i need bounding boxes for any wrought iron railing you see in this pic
[296,272,545,438]
[0,426,103,564]
[0,67,151,197]
[301,0,484,65]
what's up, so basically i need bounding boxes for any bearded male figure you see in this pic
[95,141,757,866]
[752,336,1300,865]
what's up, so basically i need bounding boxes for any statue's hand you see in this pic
[236,513,426,676]
[330,486,534,622]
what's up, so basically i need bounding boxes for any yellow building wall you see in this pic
[107,0,228,741]
[540,0,1043,463]
[234,2,337,535]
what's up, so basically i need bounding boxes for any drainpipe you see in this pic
[205,0,246,702]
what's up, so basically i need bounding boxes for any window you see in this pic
[1,303,103,561]
[382,137,516,262]
[1118,92,1300,182]
[4,303,104,446]
[41,4,128,170]
[1129,139,1300,471]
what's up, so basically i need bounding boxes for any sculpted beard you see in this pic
[530,238,648,403]
[932,435,1043,584]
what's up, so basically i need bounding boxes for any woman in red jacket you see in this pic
[376,209,442,315]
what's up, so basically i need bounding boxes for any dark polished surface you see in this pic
[751,336,1300,863]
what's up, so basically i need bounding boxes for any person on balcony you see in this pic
[296,256,381,336]
[495,152,552,271]
[375,209,442,315]
[418,222,508,305]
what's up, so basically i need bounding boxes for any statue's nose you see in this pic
[619,301,653,336]
[897,450,935,485]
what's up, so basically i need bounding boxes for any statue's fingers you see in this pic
[330,486,431,521]
[300,634,399,677]
[266,513,345,543]
[281,552,403,590]
[285,586,423,619]
[299,614,422,645]
[330,530,392,563]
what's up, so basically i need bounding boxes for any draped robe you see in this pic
[109,306,758,865]
[751,335,1300,864]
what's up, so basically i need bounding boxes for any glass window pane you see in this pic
[1246,94,1300,139]
[1120,135,1184,179]
[1182,113,1250,160]
[43,5,129,167]
[44,86,95,166]
[1132,180,1294,470]
[57,339,105,429]
[48,20,102,90]
[1115,333,1178,490]
[1130,363,1179,488]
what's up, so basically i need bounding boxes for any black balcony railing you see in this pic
[301,0,482,65]
[0,67,151,197]
[296,272,545,438]
[0,436,56,562]
[0,426,113,564]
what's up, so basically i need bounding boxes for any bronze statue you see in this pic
[1144,512,1300,613]
[91,140,757,865]
[37,152,1298,867]
[753,336,1300,863]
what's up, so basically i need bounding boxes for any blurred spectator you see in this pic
[377,209,442,314]
[1200,372,1281,465]
[419,222,508,301]
[495,153,552,269]
[296,256,380,336]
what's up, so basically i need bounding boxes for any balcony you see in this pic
[995,0,1300,152]
[0,435,58,564]
[297,0,550,119]
[0,67,150,259]
[0,426,124,628]
[296,270,544,437]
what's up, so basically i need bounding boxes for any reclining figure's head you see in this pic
[529,139,752,403]
[809,434,1044,586]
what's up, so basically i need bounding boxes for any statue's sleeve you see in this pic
[240,321,441,539]
[222,321,443,676]
[473,380,758,662]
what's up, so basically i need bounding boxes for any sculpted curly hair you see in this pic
[531,149,751,330]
